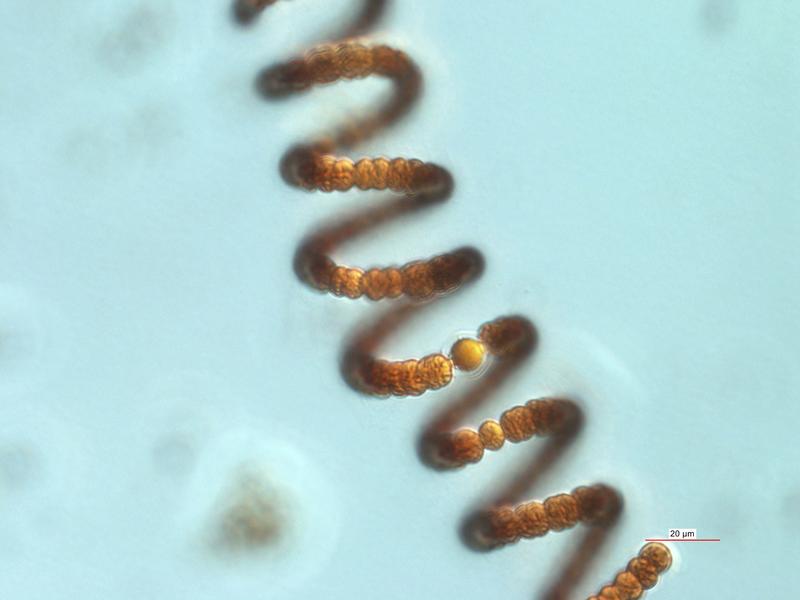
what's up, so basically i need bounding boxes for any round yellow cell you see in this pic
[450,338,486,372]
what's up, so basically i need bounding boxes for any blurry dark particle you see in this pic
[97,4,173,74]
[0,444,40,490]
[701,0,738,35]
[232,0,277,26]
[213,469,289,553]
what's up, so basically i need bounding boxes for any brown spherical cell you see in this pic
[572,484,622,526]
[402,261,435,298]
[427,252,472,293]
[526,398,579,435]
[329,266,364,298]
[381,361,402,395]
[362,268,389,300]
[306,152,329,188]
[353,158,375,190]
[478,319,513,355]
[402,361,428,396]
[416,353,454,390]
[383,267,404,298]
[445,429,484,466]
[499,405,536,442]
[543,493,580,531]
[393,359,418,395]
[514,501,549,538]
[598,586,625,600]
[487,506,520,545]
[627,557,659,589]
[337,43,373,78]
[331,158,356,191]
[614,571,643,599]
[371,157,391,189]
[385,157,409,191]
[477,420,505,451]
[639,542,672,573]
[365,359,393,395]
[450,338,486,372]
[478,317,534,357]
[307,45,337,83]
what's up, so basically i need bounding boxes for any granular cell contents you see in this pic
[235,0,675,597]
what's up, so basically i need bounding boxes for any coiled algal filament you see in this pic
[470,485,622,550]
[430,398,581,468]
[313,248,479,301]
[352,316,533,397]
[241,0,676,597]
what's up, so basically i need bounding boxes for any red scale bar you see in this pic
[645,538,720,542]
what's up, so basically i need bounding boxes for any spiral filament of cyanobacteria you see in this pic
[240,1,673,598]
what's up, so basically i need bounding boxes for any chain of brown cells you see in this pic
[237,1,673,598]
[588,543,672,600]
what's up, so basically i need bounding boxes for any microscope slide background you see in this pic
[1,1,798,598]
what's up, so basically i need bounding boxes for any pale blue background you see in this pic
[1,1,798,598]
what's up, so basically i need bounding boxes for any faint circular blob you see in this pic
[144,371,231,479]
[0,443,41,491]
[179,427,341,592]
[782,490,800,524]
[97,5,175,75]
[0,286,51,393]
[152,433,196,478]
[701,0,738,35]
[0,409,89,528]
